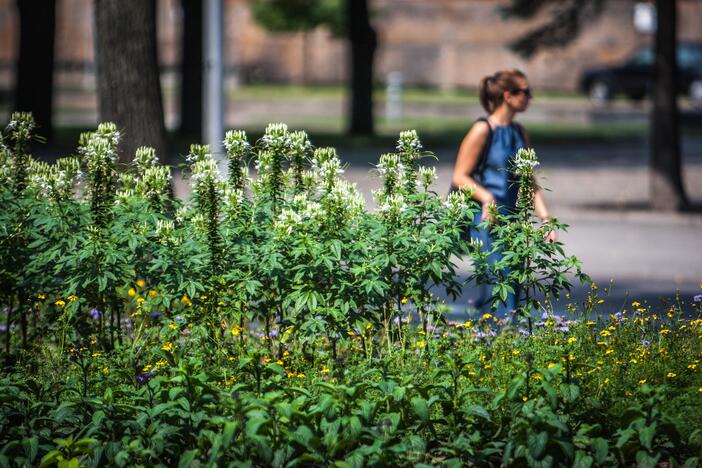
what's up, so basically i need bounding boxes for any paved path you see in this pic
[334,141,702,315]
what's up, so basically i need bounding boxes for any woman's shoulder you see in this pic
[469,119,491,138]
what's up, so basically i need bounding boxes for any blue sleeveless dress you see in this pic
[470,123,526,315]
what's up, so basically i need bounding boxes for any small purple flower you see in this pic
[90,308,100,320]
[122,318,133,329]
[613,312,624,321]
[149,312,162,319]
[694,294,702,303]
[269,329,279,338]
[541,312,549,320]
[0,324,6,333]
[557,325,570,333]
[136,371,155,384]
[518,328,530,336]
[175,315,185,323]
[640,339,651,347]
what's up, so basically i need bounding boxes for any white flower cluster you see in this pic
[274,207,304,237]
[27,157,82,201]
[288,130,312,157]
[260,123,290,152]
[376,153,404,177]
[137,166,172,200]
[418,166,437,189]
[512,147,539,176]
[186,143,211,165]
[156,219,175,237]
[396,129,423,154]
[80,122,121,171]
[191,158,221,193]
[378,193,407,215]
[444,189,472,213]
[223,129,251,157]
[134,146,158,171]
[330,180,365,217]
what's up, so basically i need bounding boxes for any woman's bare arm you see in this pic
[451,121,494,205]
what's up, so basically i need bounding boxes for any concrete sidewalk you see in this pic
[333,140,702,314]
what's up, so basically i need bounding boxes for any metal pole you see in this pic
[204,0,224,170]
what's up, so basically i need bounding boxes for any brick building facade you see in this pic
[1,0,702,93]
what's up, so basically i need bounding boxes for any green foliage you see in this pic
[1,115,700,465]
[250,0,344,36]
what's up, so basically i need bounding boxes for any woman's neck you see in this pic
[489,106,515,126]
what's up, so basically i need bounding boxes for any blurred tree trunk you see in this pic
[650,0,688,210]
[14,0,55,140]
[95,0,167,163]
[347,0,376,136]
[179,0,203,139]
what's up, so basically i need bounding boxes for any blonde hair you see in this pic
[479,69,527,114]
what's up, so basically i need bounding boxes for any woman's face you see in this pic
[504,77,531,112]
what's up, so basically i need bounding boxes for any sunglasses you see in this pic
[511,87,532,98]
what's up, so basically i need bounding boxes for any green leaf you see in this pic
[178,449,199,468]
[635,450,660,468]
[639,423,657,451]
[527,431,548,460]
[410,397,429,422]
[591,437,608,464]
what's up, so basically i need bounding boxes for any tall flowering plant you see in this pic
[469,148,590,332]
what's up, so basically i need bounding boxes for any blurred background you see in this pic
[0,0,701,313]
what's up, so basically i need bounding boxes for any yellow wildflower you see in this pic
[416,341,426,349]
[181,295,192,307]
[142,364,153,372]
[567,337,577,344]
[660,329,671,335]
[149,290,157,297]
[161,342,174,352]
[597,299,604,304]
[92,352,101,358]
[136,279,146,288]
[55,299,66,307]
[639,379,647,385]
[688,363,697,370]
[67,295,78,302]
[632,301,641,308]
[667,372,676,378]
[600,330,611,337]
[156,359,167,367]
[513,349,521,356]
[484,363,492,369]
[587,321,596,327]
[169,323,178,330]
[136,297,145,307]
[102,366,109,376]
[38,293,46,300]
[630,359,638,364]
[548,363,556,369]
[275,360,284,366]
[481,313,492,321]
[401,297,408,304]
[522,396,528,402]
[283,351,290,357]
[231,327,242,336]
[128,288,137,297]
[264,357,271,364]
[605,349,614,355]
[321,367,330,374]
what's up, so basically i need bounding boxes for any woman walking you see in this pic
[450,69,554,315]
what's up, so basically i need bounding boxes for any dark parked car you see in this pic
[579,42,702,105]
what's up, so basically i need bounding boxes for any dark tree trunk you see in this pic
[179,0,203,139]
[95,0,167,163]
[347,0,377,136]
[14,0,56,140]
[650,0,688,211]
